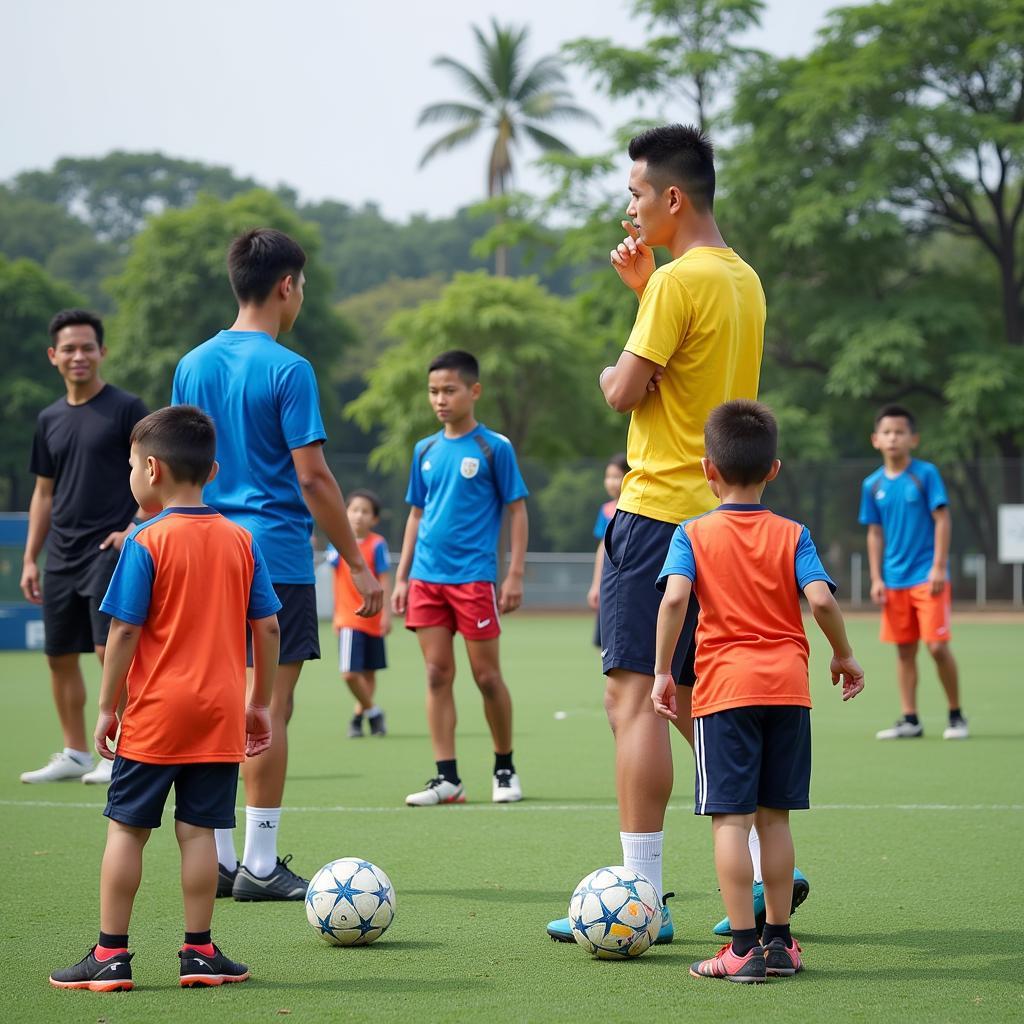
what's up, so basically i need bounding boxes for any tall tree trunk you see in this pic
[495,243,509,277]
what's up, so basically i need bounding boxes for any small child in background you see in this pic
[326,490,392,738]
[587,453,628,648]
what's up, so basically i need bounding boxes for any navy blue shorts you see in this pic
[338,627,387,673]
[104,756,239,830]
[600,511,698,684]
[247,583,320,666]
[692,706,811,815]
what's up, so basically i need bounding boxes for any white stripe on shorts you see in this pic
[695,718,708,815]
[339,628,353,673]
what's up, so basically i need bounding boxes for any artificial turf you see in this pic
[2,614,1021,1022]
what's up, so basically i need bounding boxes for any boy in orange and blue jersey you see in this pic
[653,400,864,983]
[50,406,280,992]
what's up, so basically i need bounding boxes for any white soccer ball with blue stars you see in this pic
[305,857,396,946]
[568,866,660,959]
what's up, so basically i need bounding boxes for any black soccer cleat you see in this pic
[50,947,134,992]
[179,945,250,987]
[216,862,238,899]
[367,710,388,736]
[232,854,309,901]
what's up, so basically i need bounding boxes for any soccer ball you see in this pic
[305,858,396,946]
[568,866,660,959]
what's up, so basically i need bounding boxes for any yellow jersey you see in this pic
[617,246,765,525]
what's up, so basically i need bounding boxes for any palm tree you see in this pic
[418,19,598,274]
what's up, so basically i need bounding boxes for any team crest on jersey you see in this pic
[423,460,432,472]
[460,457,480,479]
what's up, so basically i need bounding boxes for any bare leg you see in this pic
[99,821,151,934]
[755,807,795,926]
[343,671,376,714]
[46,654,88,752]
[896,641,919,715]
[711,814,756,932]
[465,638,513,754]
[241,662,303,807]
[417,627,457,761]
[927,642,961,709]
[176,822,217,934]
[669,684,694,748]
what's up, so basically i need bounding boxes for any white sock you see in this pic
[748,826,763,885]
[215,828,238,871]
[242,806,281,878]
[620,831,664,903]
[65,747,91,764]
[366,706,382,718]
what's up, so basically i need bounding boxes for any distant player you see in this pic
[50,406,280,992]
[654,400,864,982]
[859,404,967,740]
[392,350,529,806]
[326,489,392,738]
[21,309,148,786]
[173,228,383,901]
[587,453,628,648]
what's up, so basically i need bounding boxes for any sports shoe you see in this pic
[405,776,465,806]
[216,862,238,898]
[690,942,766,983]
[232,855,308,901]
[492,770,522,803]
[367,710,387,736]
[713,868,810,936]
[548,892,676,945]
[81,759,113,785]
[20,751,91,784]
[179,945,250,987]
[764,936,803,976]
[876,719,924,739]
[347,715,364,739]
[943,715,969,740]
[50,947,134,991]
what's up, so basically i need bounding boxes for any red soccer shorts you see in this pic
[881,582,952,645]
[405,580,501,640]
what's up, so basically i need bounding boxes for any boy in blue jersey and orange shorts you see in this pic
[587,453,628,647]
[859,404,967,740]
[50,406,281,992]
[326,489,393,738]
[392,350,529,807]
[653,400,864,982]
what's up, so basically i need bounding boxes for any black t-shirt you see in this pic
[30,384,149,573]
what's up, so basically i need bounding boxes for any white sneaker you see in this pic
[20,751,91,784]
[875,720,924,740]
[943,717,969,740]
[405,775,465,806]
[81,759,114,784]
[492,770,522,803]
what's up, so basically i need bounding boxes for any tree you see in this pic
[0,256,85,510]
[418,19,598,274]
[345,271,618,471]
[105,190,357,423]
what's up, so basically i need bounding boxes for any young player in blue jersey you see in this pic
[172,229,383,902]
[587,454,628,648]
[392,350,529,806]
[859,405,966,740]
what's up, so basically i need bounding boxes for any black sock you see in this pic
[949,707,962,723]
[904,713,920,726]
[98,931,129,949]
[762,922,791,946]
[184,930,212,946]
[494,751,514,774]
[436,759,460,784]
[731,927,759,957]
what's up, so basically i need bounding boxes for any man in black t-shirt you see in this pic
[19,309,148,785]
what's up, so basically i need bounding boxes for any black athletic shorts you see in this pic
[42,547,119,656]
[104,756,239,830]
[338,627,387,673]
[692,706,811,816]
[247,582,320,667]
[599,511,698,684]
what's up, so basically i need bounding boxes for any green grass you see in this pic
[2,615,1022,1022]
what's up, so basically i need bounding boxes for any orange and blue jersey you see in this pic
[593,499,616,541]
[326,533,390,637]
[657,504,835,718]
[99,507,281,764]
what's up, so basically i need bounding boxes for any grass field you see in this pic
[3,614,1022,1023]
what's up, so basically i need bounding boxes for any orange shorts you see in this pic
[880,582,952,645]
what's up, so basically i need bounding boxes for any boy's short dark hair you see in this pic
[48,308,104,347]
[347,488,381,517]
[428,349,479,384]
[607,452,629,473]
[874,403,916,432]
[131,406,216,486]
[628,124,716,213]
[227,228,307,305]
[704,400,778,486]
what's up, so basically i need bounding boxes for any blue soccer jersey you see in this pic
[858,459,949,589]
[593,499,616,541]
[172,331,327,584]
[406,424,529,584]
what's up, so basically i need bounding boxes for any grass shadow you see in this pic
[403,887,569,905]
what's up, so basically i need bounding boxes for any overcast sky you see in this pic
[3,0,839,220]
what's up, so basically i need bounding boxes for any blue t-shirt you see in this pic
[858,459,948,589]
[593,500,616,541]
[172,331,327,584]
[406,424,529,584]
